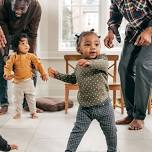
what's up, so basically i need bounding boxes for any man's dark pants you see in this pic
[118,37,152,120]
[0,56,9,107]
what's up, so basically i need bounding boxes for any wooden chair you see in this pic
[64,54,124,114]
[147,96,152,114]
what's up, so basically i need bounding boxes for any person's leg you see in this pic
[13,83,24,119]
[0,56,9,115]
[129,44,152,130]
[23,72,43,113]
[24,79,37,119]
[65,106,92,152]
[117,40,141,124]
[95,99,117,152]
[23,72,37,109]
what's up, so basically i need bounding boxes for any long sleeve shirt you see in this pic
[0,0,41,54]
[0,135,11,151]
[4,52,46,82]
[55,54,109,107]
[108,0,152,42]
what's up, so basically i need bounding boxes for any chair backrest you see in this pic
[64,54,119,83]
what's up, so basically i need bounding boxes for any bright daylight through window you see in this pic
[61,0,100,51]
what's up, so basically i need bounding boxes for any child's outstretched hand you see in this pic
[41,74,48,81]
[10,144,18,150]
[77,59,90,67]
[3,74,14,80]
[48,67,58,78]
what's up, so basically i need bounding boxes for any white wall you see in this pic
[37,0,120,59]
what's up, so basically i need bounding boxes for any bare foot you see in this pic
[128,119,144,130]
[10,144,18,150]
[13,113,21,119]
[31,113,38,119]
[36,108,44,113]
[24,107,43,113]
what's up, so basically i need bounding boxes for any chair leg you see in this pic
[120,89,124,114]
[120,92,124,114]
[113,90,116,109]
[65,87,69,114]
[148,98,151,115]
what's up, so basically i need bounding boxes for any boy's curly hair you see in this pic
[75,29,101,52]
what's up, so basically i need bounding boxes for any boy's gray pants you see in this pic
[118,39,152,120]
[65,99,117,152]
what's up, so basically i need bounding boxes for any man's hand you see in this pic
[77,59,90,67]
[10,144,18,150]
[0,26,7,48]
[104,30,114,48]
[48,67,58,78]
[41,74,48,81]
[135,27,152,46]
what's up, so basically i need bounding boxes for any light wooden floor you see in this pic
[0,103,152,152]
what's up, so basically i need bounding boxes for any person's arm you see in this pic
[55,72,77,84]
[107,0,123,43]
[76,55,108,72]
[30,54,48,81]
[48,67,77,84]
[28,1,41,54]
[88,55,108,72]
[0,135,11,151]
[82,55,108,72]
[4,55,15,80]
[134,0,152,46]
[0,1,8,50]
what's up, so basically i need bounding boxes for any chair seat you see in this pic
[65,83,79,90]
[109,83,121,90]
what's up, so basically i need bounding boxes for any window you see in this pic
[60,0,100,51]
[60,0,127,52]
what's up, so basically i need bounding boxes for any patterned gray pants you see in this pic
[65,98,117,152]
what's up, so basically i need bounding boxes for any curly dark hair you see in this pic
[13,33,29,53]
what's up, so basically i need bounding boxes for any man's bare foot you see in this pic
[116,116,133,125]
[128,119,144,130]
[31,113,38,119]
[13,113,21,119]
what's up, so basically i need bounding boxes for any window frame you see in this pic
[59,0,102,52]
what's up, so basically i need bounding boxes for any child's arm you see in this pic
[3,55,15,80]
[78,55,108,72]
[30,54,48,81]
[48,67,77,84]
[0,135,18,151]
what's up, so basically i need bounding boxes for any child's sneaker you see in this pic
[31,112,38,119]
[13,112,21,119]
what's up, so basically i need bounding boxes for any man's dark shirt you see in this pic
[0,0,41,54]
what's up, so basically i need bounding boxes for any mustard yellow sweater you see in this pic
[4,53,46,81]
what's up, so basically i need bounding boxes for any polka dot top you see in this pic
[55,54,109,107]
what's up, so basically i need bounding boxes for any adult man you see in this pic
[0,0,41,115]
[104,0,152,130]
